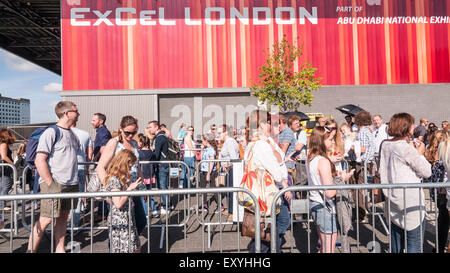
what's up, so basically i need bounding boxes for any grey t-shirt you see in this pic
[37,126,80,186]
[413,125,427,139]
[220,138,240,160]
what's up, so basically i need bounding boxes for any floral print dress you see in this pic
[106,176,140,253]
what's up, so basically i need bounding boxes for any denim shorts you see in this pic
[310,201,339,234]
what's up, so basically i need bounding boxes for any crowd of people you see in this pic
[0,100,448,253]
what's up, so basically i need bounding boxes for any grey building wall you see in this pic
[60,91,158,139]
[309,83,450,127]
[60,83,450,140]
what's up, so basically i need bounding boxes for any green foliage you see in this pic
[251,35,322,112]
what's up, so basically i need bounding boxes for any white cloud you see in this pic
[43,82,62,92]
[2,51,42,72]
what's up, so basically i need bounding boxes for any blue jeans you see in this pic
[180,157,195,188]
[158,166,170,207]
[390,219,426,253]
[277,195,291,239]
[249,196,290,253]
[133,196,146,235]
[33,171,40,194]
[225,168,234,214]
[0,174,12,209]
[142,185,157,216]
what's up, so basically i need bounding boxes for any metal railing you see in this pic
[137,160,192,250]
[194,159,243,250]
[0,187,261,253]
[0,163,20,236]
[270,182,450,253]
[21,160,193,251]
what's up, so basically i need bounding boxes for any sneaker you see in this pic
[178,185,184,189]
[199,204,208,212]
[160,208,168,215]
[151,210,160,217]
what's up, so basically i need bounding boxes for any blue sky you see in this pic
[0,48,62,123]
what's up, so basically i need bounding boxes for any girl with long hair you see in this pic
[325,119,345,171]
[181,126,196,189]
[199,133,220,211]
[437,138,450,252]
[0,129,16,211]
[105,149,142,253]
[307,126,353,253]
[424,130,449,253]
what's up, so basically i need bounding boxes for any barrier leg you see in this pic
[159,225,165,250]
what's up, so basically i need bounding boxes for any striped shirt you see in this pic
[278,126,296,169]
[356,126,376,163]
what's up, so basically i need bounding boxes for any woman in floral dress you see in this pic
[105,149,142,253]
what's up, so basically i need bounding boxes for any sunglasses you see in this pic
[65,110,79,115]
[123,130,138,136]
[324,126,337,132]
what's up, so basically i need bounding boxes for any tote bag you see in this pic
[238,142,281,217]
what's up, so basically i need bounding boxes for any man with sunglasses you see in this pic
[27,101,80,253]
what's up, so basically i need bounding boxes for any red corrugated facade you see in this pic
[61,0,450,91]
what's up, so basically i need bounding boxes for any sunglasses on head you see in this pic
[324,126,337,132]
[123,130,137,136]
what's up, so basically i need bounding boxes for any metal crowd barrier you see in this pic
[19,161,192,251]
[0,163,20,236]
[137,160,192,250]
[194,159,243,250]
[362,156,390,237]
[0,187,261,253]
[20,162,100,233]
[270,182,450,253]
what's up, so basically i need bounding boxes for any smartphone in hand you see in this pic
[290,150,301,160]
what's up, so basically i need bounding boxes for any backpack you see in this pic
[25,125,61,169]
[156,133,180,161]
[167,137,180,161]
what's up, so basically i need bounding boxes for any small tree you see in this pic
[251,35,322,112]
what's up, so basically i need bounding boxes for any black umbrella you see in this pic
[284,111,310,121]
[335,104,365,116]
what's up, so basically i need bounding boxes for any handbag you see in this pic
[86,170,105,200]
[215,164,227,187]
[241,209,271,242]
[238,141,281,217]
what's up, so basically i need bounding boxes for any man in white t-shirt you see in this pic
[219,124,240,220]
[372,114,389,153]
[70,123,93,228]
